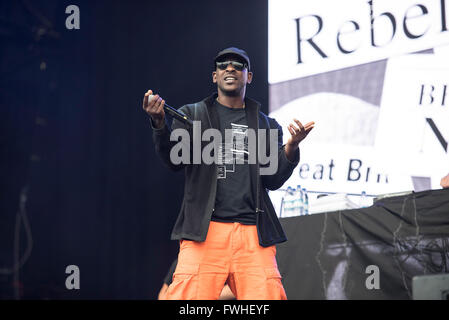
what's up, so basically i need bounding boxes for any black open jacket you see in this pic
[152,93,299,247]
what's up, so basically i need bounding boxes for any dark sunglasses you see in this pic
[216,61,248,71]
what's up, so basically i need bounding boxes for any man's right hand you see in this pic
[143,89,165,129]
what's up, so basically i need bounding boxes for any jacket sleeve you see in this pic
[151,105,192,172]
[261,118,300,190]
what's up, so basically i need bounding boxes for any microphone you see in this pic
[148,95,193,127]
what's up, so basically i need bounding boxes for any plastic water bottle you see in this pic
[293,187,302,216]
[281,187,294,217]
[279,190,286,217]
[360,191,367,208]
[297,185,304,215]
[302,188,309,215]
[283,186,306,217]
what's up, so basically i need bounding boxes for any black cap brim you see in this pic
[214,47,250,70]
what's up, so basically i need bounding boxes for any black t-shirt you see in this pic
[211,100,256,225]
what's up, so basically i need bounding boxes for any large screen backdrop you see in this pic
[268,0,449,213]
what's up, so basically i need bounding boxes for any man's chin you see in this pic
[220,88,241,97]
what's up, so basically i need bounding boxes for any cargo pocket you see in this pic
[166,263,200,300]
[264,267,287,300]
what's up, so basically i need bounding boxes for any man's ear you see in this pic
[247,71,253,84]
[212,71,217,84]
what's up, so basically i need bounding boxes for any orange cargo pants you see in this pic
[165,221,287,300]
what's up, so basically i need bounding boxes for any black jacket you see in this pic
[152,93,299,247]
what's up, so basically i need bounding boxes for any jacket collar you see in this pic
[203,93,261,109]
[202,93,261,130]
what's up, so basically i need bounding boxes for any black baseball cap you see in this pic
[214,47,251,71]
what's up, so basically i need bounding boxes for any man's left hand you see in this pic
[285,119,315,162]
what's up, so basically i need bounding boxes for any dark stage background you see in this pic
[0,0,268,299]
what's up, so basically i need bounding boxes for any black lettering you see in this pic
[369,0,397,47]
[442,84,447,106]
[442,0,448,31]
[377,173,389,183]
[419,84,435,105]
[299,163,310,179]
[426,118,448,152]
[365,167,371,182]
[403,4,429,39]
[348,159,362,181]
[337,20,360,54]
[328,159,335,181]
[295,15,328,63]
[313,164,324,180]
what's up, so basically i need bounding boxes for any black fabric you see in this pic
[276,188,449,299]
[152,93,299,246]
[163,258,178,286]
[211,100,256,225]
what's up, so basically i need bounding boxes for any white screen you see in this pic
[268,0,449,214]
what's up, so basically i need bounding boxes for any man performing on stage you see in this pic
[142,47,314,300]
